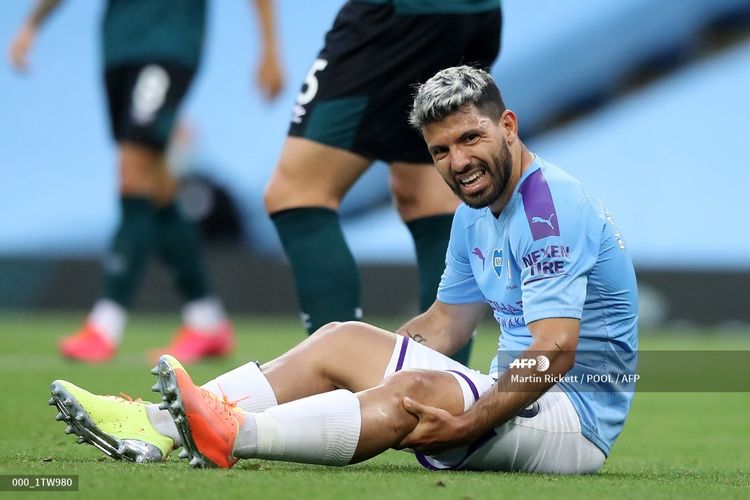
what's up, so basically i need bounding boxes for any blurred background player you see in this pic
[8,0,284,363]
[264,0,502,364]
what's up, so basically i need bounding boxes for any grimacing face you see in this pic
[422,105,513,211]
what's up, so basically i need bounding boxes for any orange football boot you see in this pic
[152,354,244,468]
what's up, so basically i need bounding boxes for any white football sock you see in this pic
[233,389,361,466]
[145,403,182,446]
[88,299,127,344]
[182,296,226,333]
[147,361,277,445]
[201,361,278,413]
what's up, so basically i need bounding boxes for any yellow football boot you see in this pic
[49,380,174,463]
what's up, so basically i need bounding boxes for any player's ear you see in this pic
[500,110,519,143]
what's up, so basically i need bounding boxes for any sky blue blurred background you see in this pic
[2,0,749,269]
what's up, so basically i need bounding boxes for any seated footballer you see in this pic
[49,66,638,474]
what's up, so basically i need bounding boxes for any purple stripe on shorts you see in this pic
[447,369,480,402]
[465,430,497,459]
[519,168,559,241]
[415,452,442,470]
[414,430,498,471]
[395,337,409,372]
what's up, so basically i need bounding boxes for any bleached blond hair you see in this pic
[409,65,505,130]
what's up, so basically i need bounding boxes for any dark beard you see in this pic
[448,140,512,209]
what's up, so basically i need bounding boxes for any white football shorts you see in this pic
[383,336,606,474]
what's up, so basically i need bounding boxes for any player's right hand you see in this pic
[8,24,36,73]
[398,396,475,454]
[256,49,284,101]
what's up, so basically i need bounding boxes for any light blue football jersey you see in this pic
[437,154,638,455]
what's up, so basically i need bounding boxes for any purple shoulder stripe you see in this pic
[519,168,559,241]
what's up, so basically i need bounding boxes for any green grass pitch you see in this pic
[0,312,747,499]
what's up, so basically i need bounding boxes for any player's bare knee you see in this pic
[391,185,456,221]
[263,169,291,213]
[381,370,434,401]
[394,196,421,222]
[389,178,417,218]
[118,150,167,199]
[263,160,316,212]
[309,322,364,352]
[264,169,342,213]
[378,371,446,437]
[311,321,370,343]
[310,321,346,338]
[119,175,158,198]
[312,322,394,362]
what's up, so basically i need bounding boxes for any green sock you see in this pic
[271,207,361,334]
[156,202,211,302]
[406,214,473,365]
[102,197,158,308]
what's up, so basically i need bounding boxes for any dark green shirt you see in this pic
[353,0,500,15]
[102,0,206,69]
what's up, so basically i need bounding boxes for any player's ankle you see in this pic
[145,403,182,446]
[232,413,258,458]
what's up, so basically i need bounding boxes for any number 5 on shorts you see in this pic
[297,58,328,106]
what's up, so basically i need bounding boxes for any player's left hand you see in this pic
[398,397,475,454]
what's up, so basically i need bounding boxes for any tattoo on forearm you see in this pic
[406,330,427,344]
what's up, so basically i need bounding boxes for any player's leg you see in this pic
[139,66,233,363]
[149,170,234,363]
[198,361,604,473]
[425,390,606,474]
[191,321,477,410]
[350,370,467,463]
[237,370,467,466]
[58,140,162,362]
[389,162,474,364]
[52,321,398,462]
[52,319,484,465]
[104,140,165,306]
[58,66,157,362]
[266,1,407,335]
[61,64,229,362]
[257,321,403,402]
[152,200,234,363]
[264,137,371,334]
[155,352,468,468]
[152,325,486,468]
